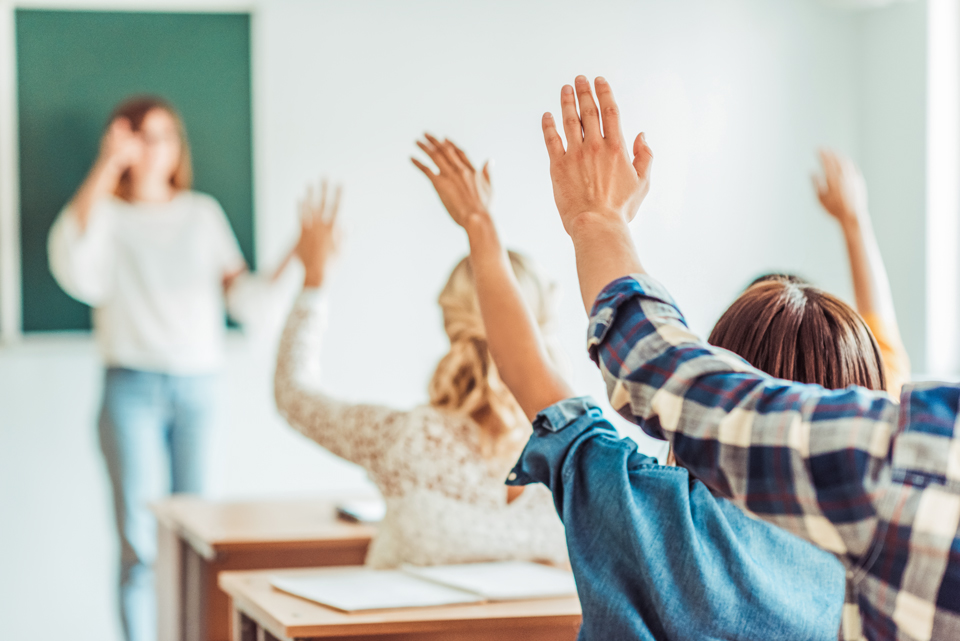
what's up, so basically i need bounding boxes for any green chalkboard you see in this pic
[16,9,254,332]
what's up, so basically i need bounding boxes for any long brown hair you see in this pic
[708,278,886,390]
[108,96,192,201]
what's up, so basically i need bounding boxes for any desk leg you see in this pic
[232,606,284,641]
[183,543,210,641]
[156,522,183,641]
[230,601,245,641]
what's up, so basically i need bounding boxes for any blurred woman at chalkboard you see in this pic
[48,96,288,641]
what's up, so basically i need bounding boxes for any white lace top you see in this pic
[274,290,568,569]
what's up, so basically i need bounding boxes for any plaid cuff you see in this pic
[587,274,686,365]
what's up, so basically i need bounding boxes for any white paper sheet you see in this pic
[403,561,578,601]
[270,568,484,612]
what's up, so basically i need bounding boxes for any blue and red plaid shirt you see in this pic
[588,274,960,641]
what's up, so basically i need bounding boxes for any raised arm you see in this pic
[543,77,901,558]
[541,76,653,312]
[48,118,141,304]
[813,149,911,396]
[412,135,572,420]
[71,118,141,232]
[274,181,404,469]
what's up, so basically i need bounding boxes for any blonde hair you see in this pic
[428,251,564,455]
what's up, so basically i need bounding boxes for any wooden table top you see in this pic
[150,496,378,560]
[219,567,583,639]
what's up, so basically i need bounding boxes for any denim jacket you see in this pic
[508,397,845,641]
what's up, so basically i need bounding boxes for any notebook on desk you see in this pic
[270,561,577,612]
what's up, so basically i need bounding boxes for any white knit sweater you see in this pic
[274,291,568,569]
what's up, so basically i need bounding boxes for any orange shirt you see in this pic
[862,312,911,399]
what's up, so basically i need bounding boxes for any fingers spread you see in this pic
[417,136,453,174]
[318,179,329,215]
[575,75,602,142]
[542,112,565,159]
[559,85,582,150]
[303,185,316,220]
[411,157,437,180]
[441,139,466,171]
[821,149,841,183]
[425,133,460,172]
[298,198,309,227]
[448,140,475,171]
[327,185,342,224]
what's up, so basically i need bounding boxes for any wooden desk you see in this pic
[152,496,377,641]
[219,567,582,641]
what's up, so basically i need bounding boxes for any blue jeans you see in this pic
[509,397,846,641]
[98,368,217,641]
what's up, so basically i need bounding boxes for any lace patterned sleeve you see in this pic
[274,289,405,471]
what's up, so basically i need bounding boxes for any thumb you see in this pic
[632,132,653,178]
[482,160,493,183]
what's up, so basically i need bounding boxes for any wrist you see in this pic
[465,212,501,250]
[566,210,632,244]
[463,209,494,232]
[303,268,325,289]
[839,210,871,236]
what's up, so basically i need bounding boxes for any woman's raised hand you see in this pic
[99,117,142,172]
[813,149,869,226]
[69,117,144,232]
[295,179,342,288]
[542,76,653,235]
[412,134,492,228]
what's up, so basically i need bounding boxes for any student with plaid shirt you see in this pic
[415,134,853,638]
[529,75,958,640]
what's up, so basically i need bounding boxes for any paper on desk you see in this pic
[402,561,578,601]
[270,568,484,612]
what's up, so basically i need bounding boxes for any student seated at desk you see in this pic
[274,181,567,569]
[515,76,953,641]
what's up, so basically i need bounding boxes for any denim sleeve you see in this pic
[508,397,608,514]
[508,396,845,641]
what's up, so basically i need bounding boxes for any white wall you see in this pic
[924,0,960,376]
[858,0,930,373]
[0,1,917,639]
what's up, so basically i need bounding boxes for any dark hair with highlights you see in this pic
[708,279,886,390]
